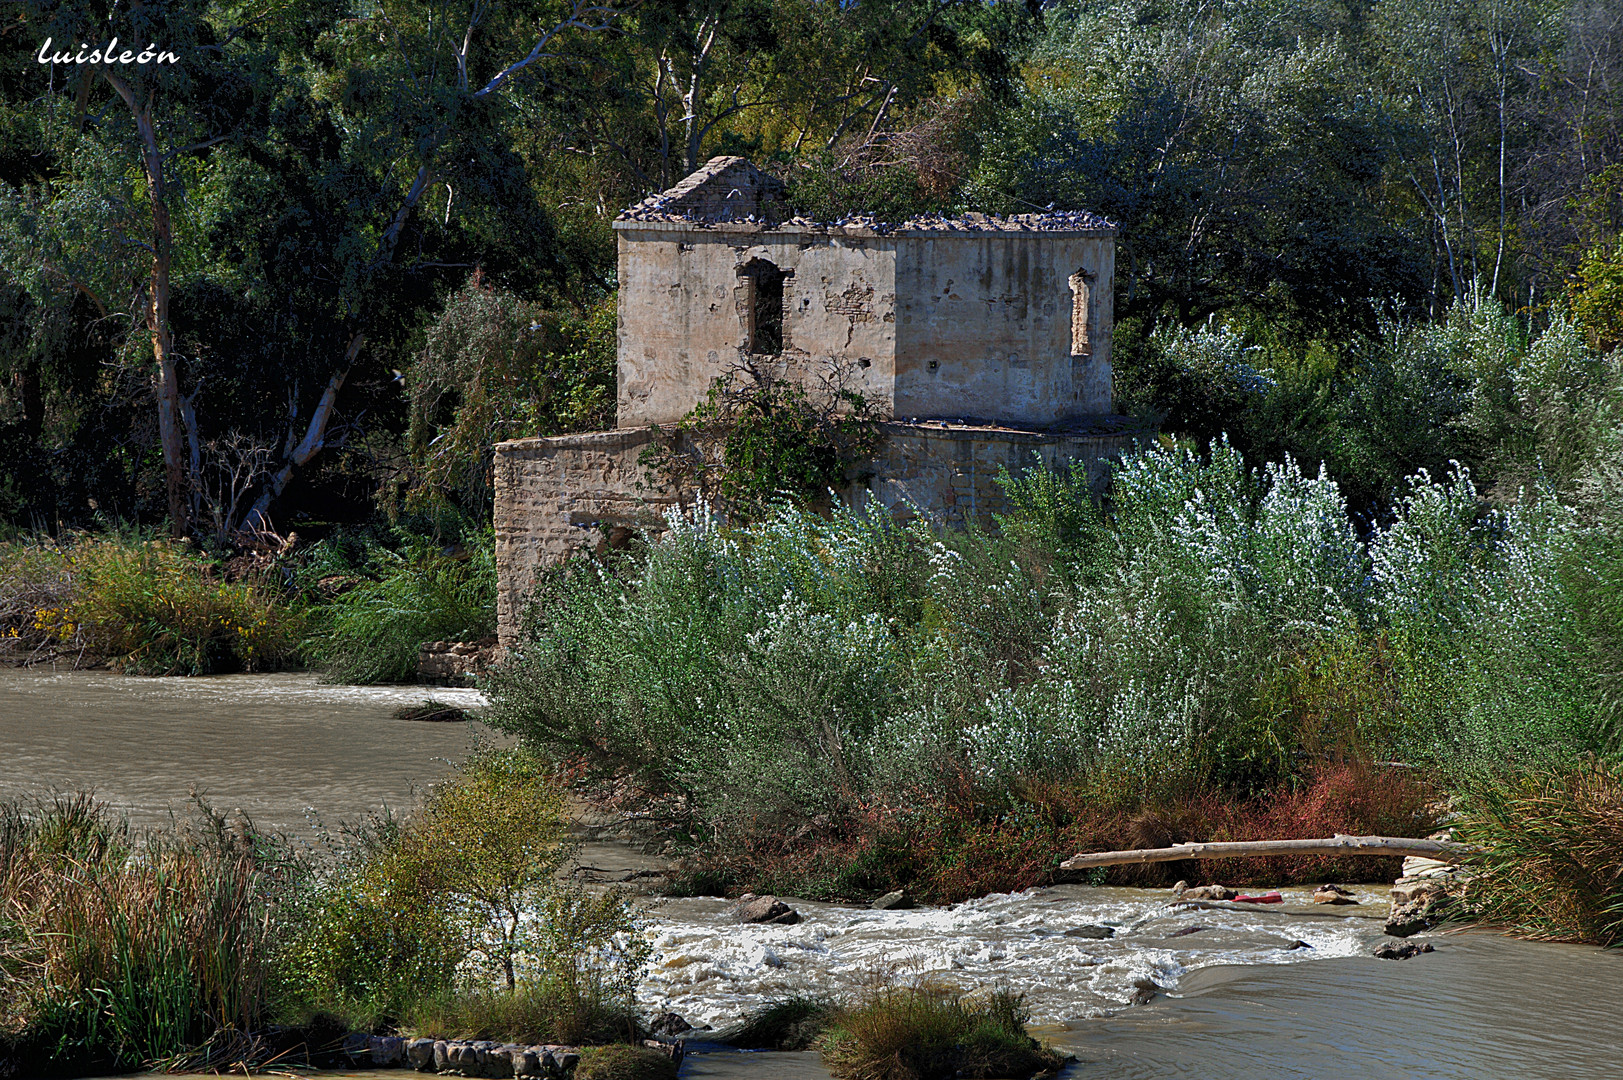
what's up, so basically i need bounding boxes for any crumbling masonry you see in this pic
[494,158,1146,642]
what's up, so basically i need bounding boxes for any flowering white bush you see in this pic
[486,433,1612,829]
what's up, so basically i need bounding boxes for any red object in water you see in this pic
[1234,891,1284,904]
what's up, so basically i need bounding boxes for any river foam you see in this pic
[635,884,1387,1027]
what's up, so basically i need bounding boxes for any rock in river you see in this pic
[1064,924,1117,939]
[1313,884,1359,905]
[736,894,801,924]
[1176,883,1236,901]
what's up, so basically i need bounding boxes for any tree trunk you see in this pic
[1058,834,1467,872]
[105,72,190,537]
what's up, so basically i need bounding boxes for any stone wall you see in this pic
[613,224,1114,431]
[494,420,1147,644]
[855,420,1142,528]
[493,427,671,644]
[614,226,901,428]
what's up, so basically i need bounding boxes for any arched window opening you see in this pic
[739,259,787,354]
[1069,269,1093,358]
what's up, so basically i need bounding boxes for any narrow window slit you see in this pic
[740,259,787,355]
[1070,269,1093,358]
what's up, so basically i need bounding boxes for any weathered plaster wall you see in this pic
[892,233,1114,424]
[614,227,899,428]
[615,224,1114,430]
[493,422,1145,643]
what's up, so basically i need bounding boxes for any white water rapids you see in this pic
[634,884,1387,1028]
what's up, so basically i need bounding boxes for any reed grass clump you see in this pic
[1456,761,1623,946]
[0,795,279,1075]
[817,985,1064,1080]
[301,529,496,684]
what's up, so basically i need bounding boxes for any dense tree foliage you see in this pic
[0,0,1619,533]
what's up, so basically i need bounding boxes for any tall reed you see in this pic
[0,796,277,1073]
[1456,762,1623,946]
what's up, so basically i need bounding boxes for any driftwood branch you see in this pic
[1059,834,1467,871]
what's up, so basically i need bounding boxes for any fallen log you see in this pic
[1059,833,1468,871]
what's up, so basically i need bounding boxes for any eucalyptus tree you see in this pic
[1,0,621,536]
[234,0,621,533]
[1367,0,1548,307]
[550,0,1035,195]
[3,0,277,534]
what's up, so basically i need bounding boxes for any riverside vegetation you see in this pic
[485,293,1623,940]
[0,750,653,1077]
[0,514,494,679]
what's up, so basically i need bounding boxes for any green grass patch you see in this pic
[818,985,1065,1080]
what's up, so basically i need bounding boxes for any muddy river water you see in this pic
[4,669,1620,1078]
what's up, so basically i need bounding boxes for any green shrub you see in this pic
[0,532,300,674]
[274,751,649,1038]
[492,437,1611,832]
[817,986,1063,1080]
[640,368,883,519]
[1571,238,1623,354]
[303,526,496,684]
[271,812,462,1027]
[406,280,616,512]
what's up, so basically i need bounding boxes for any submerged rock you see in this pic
[1374,941,1435,960]
[1064,923,1116,939]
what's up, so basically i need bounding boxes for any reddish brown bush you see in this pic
[670,765,1438,903]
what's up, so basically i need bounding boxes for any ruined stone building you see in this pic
[494,158,1145,641]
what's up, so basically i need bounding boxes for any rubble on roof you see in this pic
[616,156,1115,233]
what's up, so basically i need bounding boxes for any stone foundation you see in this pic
[416,639,501,686]
[494,418,1149,644]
